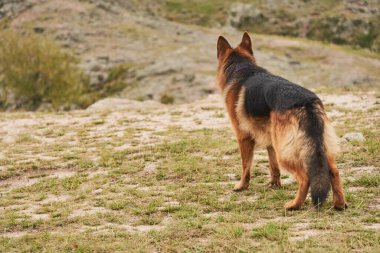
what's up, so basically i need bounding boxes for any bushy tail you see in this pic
[304,102,331,207]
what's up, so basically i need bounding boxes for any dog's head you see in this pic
[216,32,256,90]
[217,32,255,68]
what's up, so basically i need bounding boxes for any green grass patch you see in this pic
[251,222,288,240]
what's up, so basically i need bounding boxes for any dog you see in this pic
[216,32,347,210]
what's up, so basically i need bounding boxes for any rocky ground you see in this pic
[0,91,379,252]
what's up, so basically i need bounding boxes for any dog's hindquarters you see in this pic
[271,101,338,208]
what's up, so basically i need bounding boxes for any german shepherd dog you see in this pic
[216,32,347,210]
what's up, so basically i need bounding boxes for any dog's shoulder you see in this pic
[242,73,271,117]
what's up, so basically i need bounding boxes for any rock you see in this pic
[228,3,265,28]
[87,98,161,111]
[144,163,157,174]
[135,56,191,80]
[0,0,32,19]
[80,57,111,88]
[307,16,373,46]
[93,188,103,194]
[225,173,237,181]
[343,132,365,142]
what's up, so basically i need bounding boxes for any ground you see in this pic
[0,90,379,252]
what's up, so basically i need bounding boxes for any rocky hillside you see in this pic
[160,0,380,52]
[0,0,380,109]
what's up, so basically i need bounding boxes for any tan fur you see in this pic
[216,33,346,210]
[326,154,346,210]
[323,116,340,156]
[271,110,309,163]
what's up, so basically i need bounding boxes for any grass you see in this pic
[0,90,379,252]
[164,0,227,26]
[251,222,288,240]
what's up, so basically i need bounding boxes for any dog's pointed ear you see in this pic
[217,36,232,59]
[239,32,253,55]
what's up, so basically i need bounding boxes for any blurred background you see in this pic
[0,0,379,111]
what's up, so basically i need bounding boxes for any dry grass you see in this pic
[0,90,379,252]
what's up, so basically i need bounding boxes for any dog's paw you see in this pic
[284,201,301,210]
[233,181,249,192]
[334,202,348,211]
[268,180,281,189]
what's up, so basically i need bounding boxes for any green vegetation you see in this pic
[0,30,140,111]
[252,223,288,240]
[165,0,227,26]
[160,94,175,104]
[161,0,380,52]
[0,30,88,110]
[0,90,379,252]
[95,63,136,97]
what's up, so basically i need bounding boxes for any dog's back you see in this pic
[223,51,319,117]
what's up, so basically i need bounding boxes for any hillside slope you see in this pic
[2,0,380,106]
[160,0,380,52]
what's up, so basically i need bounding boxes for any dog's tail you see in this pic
[304,102,331,207]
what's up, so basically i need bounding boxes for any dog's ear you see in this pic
[239,32,253,55]
[217,36,232,59]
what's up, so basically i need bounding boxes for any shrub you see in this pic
[0,30,88,110]
[102,63,135,95]
[160,94,175,104]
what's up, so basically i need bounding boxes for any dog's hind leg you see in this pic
[234,137,255,191]
[327,155,347,210]
[284,166,309,210]
[267,146,281,188]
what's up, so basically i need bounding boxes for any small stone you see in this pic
[203,155,214,160]
[93,188,103,194]
[144,163,157,174]
[225,173,236,181]
[343,132,365,142]
[222,155,231,160]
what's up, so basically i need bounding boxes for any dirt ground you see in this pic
[0,91,379,252]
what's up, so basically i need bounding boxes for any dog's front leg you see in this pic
[234,137,255,191]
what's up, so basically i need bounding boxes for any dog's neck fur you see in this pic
[219,51,266,91]
[233,63,253,73]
